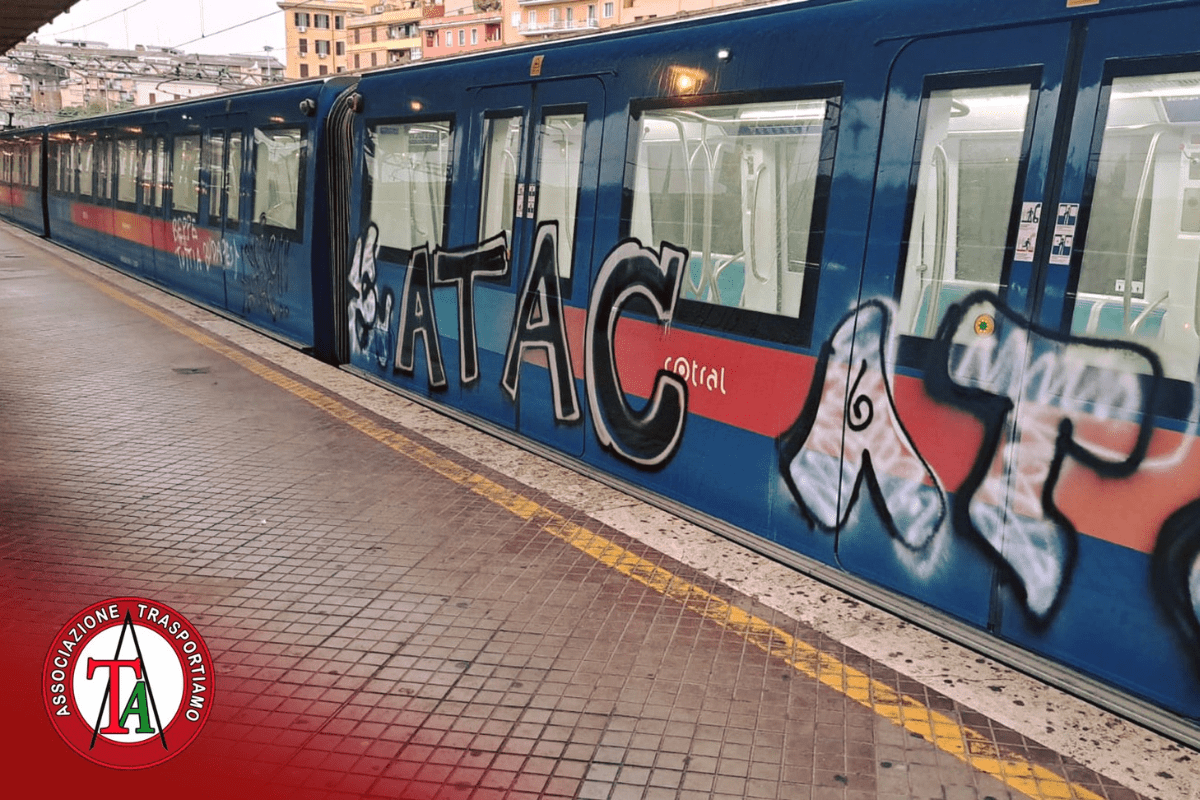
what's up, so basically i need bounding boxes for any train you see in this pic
[4,0,1200,745]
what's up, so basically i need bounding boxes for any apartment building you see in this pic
[279,0,359,78]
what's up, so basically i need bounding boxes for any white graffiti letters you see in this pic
[780,301,946,560]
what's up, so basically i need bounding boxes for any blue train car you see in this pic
[0,128,46,235]
[33,80,339,348]
[4,0,1200,745]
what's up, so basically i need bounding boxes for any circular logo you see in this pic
[973,314,996,337]
[42,597,214,769]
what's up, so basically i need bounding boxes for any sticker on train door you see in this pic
[1014,201,1041,263]
[1049,202,1079,266]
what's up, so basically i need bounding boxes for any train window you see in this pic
[206,131,227,226]
[155,137,168,211]
[535,113,584,279]
[366,120,451,255]
[227,132,243,224]
[96,141,112,202]
[252,127,305,233]
[626,95,836,331]
[479,115,522,247]
[1071,69,1200,381]
[78,141,94,198]
[139,139,155,209]
[172,134,202,214]
[116,139,137,205]
[896,84,1032,338]
[29,142,40,188]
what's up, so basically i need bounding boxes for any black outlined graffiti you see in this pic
[1152,501,1200,673]
[501,222,580,422]
[586,238,689,468]
[241,234,291,323]
[433,233,510,385]
[926,291,1161,620]
[347,224,394,369]
[394,244,447,390]
[778,300,947,569]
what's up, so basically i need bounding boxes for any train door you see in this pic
[463,76,604,456]
[1005,6,1200,719]
[850,21,1079,629]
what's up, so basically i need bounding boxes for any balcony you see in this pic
[517,18,599,35]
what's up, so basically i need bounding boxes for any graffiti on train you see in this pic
[779,291,1199,634]
[171,215,236,272]
[240,235,291,322]
[347,223,688,467]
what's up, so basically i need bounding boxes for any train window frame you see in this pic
[619,85,841,349]
[137,137,155,211]
[893,68,1040,354]
[206,130,228,228]
[115,137,139,210]
[227,130,244,227]
[362,115,455,264]
[1064,54,1200,393]
[78,137,95,199]
[533,103,589,296]
[171,133,203,217]
[477,108,525,282]
[251,124,308,242]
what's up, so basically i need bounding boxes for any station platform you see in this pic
[0,221,1194,799]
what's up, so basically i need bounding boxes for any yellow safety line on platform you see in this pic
[70,263,1103,800]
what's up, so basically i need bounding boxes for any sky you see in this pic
[32,0,289,60]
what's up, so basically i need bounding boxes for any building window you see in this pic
[300,63,309,77]
[471,28,477,45]
[371,52,378,67]
[319,65,328,75]
[335,15,345,30]
[298,38,308,56]
[315,14,330,29]
[567,8,574,24]
[316,40,330,56]
[354,29,361,44]
[294,12,309,27]
[603,2,613,18]
[588,4,596,22]
[528,10,536,25]
[371,26,378,42]
[354,54,360,69]
[336,41,345,56]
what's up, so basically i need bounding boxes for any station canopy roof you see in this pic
[2,1,79,56]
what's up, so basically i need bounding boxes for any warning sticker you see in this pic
[1014,202,1041,263]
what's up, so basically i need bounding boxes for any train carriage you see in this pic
[4,0,1200,745]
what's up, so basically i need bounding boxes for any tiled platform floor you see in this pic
[0,225,1180,799]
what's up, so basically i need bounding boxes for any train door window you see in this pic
[252,126,305,235]
[227,131,243,224]
[625,93,837,343]
[139,138,155,209]
[479,114,523,245]
[116,138,137,206]
[365,119,451,257]
[154,137,168,212]
[48,141,59,193]
[206,131,227,226]
[1071,69,1200,381]
[172,134,202,215]
[78,140,94,198]
[29,141,40,188]
[96,140,112,202]
[534,112,584,279]
[896,83,1033,338]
